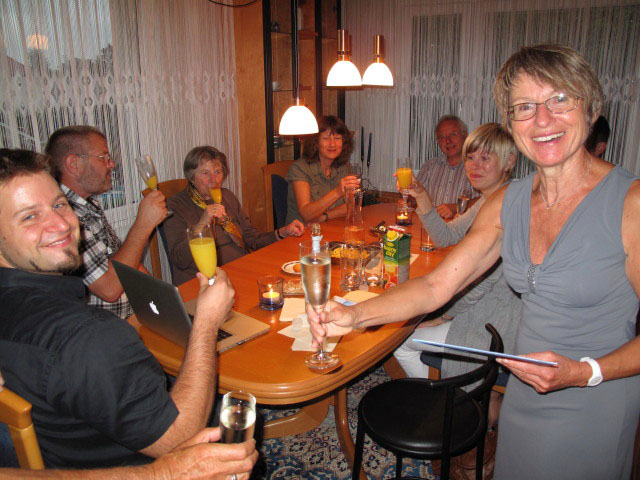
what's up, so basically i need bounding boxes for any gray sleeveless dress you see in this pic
[495,167,640,479]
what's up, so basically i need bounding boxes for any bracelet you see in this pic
[275,228,282,240]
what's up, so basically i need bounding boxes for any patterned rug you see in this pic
[251,366,436,480]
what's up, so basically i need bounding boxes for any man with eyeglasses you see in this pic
[46,125,167,319]
[416,115,477,219]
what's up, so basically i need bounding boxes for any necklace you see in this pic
[538,157,593,210]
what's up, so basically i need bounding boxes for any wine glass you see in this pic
[456,196,469,217]
[348,163,363,192]
[219,390,256,444]
[300,240,338,371]
[135,154,173,216]
[187,223,217,285]
[395,157,413,210]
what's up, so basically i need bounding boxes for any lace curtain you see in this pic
[0,0,239,276]
[343,0,640,190]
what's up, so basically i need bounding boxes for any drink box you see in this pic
[383,226,411,289]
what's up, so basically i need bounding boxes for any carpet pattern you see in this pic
[252,366,436,480]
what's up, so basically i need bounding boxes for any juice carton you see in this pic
[383,225,411,289]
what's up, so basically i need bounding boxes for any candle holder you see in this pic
[395,204,413,226]
[257,275,284,310]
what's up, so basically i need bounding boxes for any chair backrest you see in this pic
[142,179,188,280]
[427,323,503,463]
[262,160,294,231]
[0,388,44,469]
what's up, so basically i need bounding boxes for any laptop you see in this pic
[113,261,270,352]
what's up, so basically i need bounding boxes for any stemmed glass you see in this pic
[209,187,223,205]
[187,223,217,285]
[348,163,363,192]
[135,154,173,216]
[395,157,413,209]
[300,240,338,371]
[456,196,469,217]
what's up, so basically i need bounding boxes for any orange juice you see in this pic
[397,168,412,189]
[146,175,158,190]
[189,237,217,278]
[210,188,222,204]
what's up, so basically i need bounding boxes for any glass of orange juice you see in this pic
[395,157,413,208]
[209,188,223,204]
[187,224,217,285]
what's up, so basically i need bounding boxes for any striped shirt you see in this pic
[62,184,133,319]
[416,155,478,205]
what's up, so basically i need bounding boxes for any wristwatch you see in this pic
[580,357,603,387]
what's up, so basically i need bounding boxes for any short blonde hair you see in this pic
[462,123,518,172]
[494,44,603,128]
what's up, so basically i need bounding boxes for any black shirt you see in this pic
[0,268,178,468]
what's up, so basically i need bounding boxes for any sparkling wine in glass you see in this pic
[456,196,469,217]
[219,391,256,444]
[300,240,338,371]
[135,154,172,216]
[187,223,217,285]
[396,157,413,210]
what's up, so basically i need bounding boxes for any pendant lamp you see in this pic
[362,35,394,87]
[279,0,319,135]
[326,30,362,87]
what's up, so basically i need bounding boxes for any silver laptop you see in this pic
[113,261,269,352]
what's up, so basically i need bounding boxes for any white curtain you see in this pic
[0,0,239,276]
[343,0,640,190]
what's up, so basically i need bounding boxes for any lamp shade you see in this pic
[362,61,394,86]
[327,60,362,87]
[279,101,319,135]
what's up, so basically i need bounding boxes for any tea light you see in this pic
[262,290,281,304]
[396,210,412,226]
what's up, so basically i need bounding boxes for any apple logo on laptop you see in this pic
[149,301,159,315]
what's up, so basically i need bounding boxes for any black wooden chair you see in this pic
[352,323,503,480]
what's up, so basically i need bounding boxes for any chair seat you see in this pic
[360,378,485,458]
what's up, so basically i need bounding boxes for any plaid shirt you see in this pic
[416,155,478,205]
[62,185,133,319]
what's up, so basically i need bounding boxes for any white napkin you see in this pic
[278,314,339,352]
[410,253,419,265]
[279,297,306,322]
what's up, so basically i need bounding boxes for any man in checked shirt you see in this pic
[46,126,167,319]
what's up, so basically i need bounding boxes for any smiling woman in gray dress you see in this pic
[307,44,640,479]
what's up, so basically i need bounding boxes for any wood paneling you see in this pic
[234,1,269,232]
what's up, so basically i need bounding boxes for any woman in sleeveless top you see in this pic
[307,44,640,479]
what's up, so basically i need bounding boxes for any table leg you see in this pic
[383,355,407,380]
[334,388,367,480]
[263,396,330,439]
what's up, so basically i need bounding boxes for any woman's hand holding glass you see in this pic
[307,299,359,349]
[394,172,433,214]
[336,175,361,197]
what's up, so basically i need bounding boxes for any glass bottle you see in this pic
[311,222,322,253]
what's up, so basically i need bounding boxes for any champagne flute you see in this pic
[209,187,223,204]
[348,163,363,192]
[135,154,173,216]
[395,157,413,209]
[187,223,217,285]
[219,390,256,444]
[300,240,338,370]
[456,196,469,217]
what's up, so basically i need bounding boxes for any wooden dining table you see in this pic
[128,202,453,475]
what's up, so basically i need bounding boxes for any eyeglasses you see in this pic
[77,153,113,165]
[436,132,461,142]
[507,94,582,121]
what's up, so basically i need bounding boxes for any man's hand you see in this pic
[307,300,357,348]
[137,190,168,230]
[280,220,305,237]
[436,203,456,219]
[149,427,258,480]
[195,269,235,329]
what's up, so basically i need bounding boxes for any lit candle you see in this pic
[262,290,281,305]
